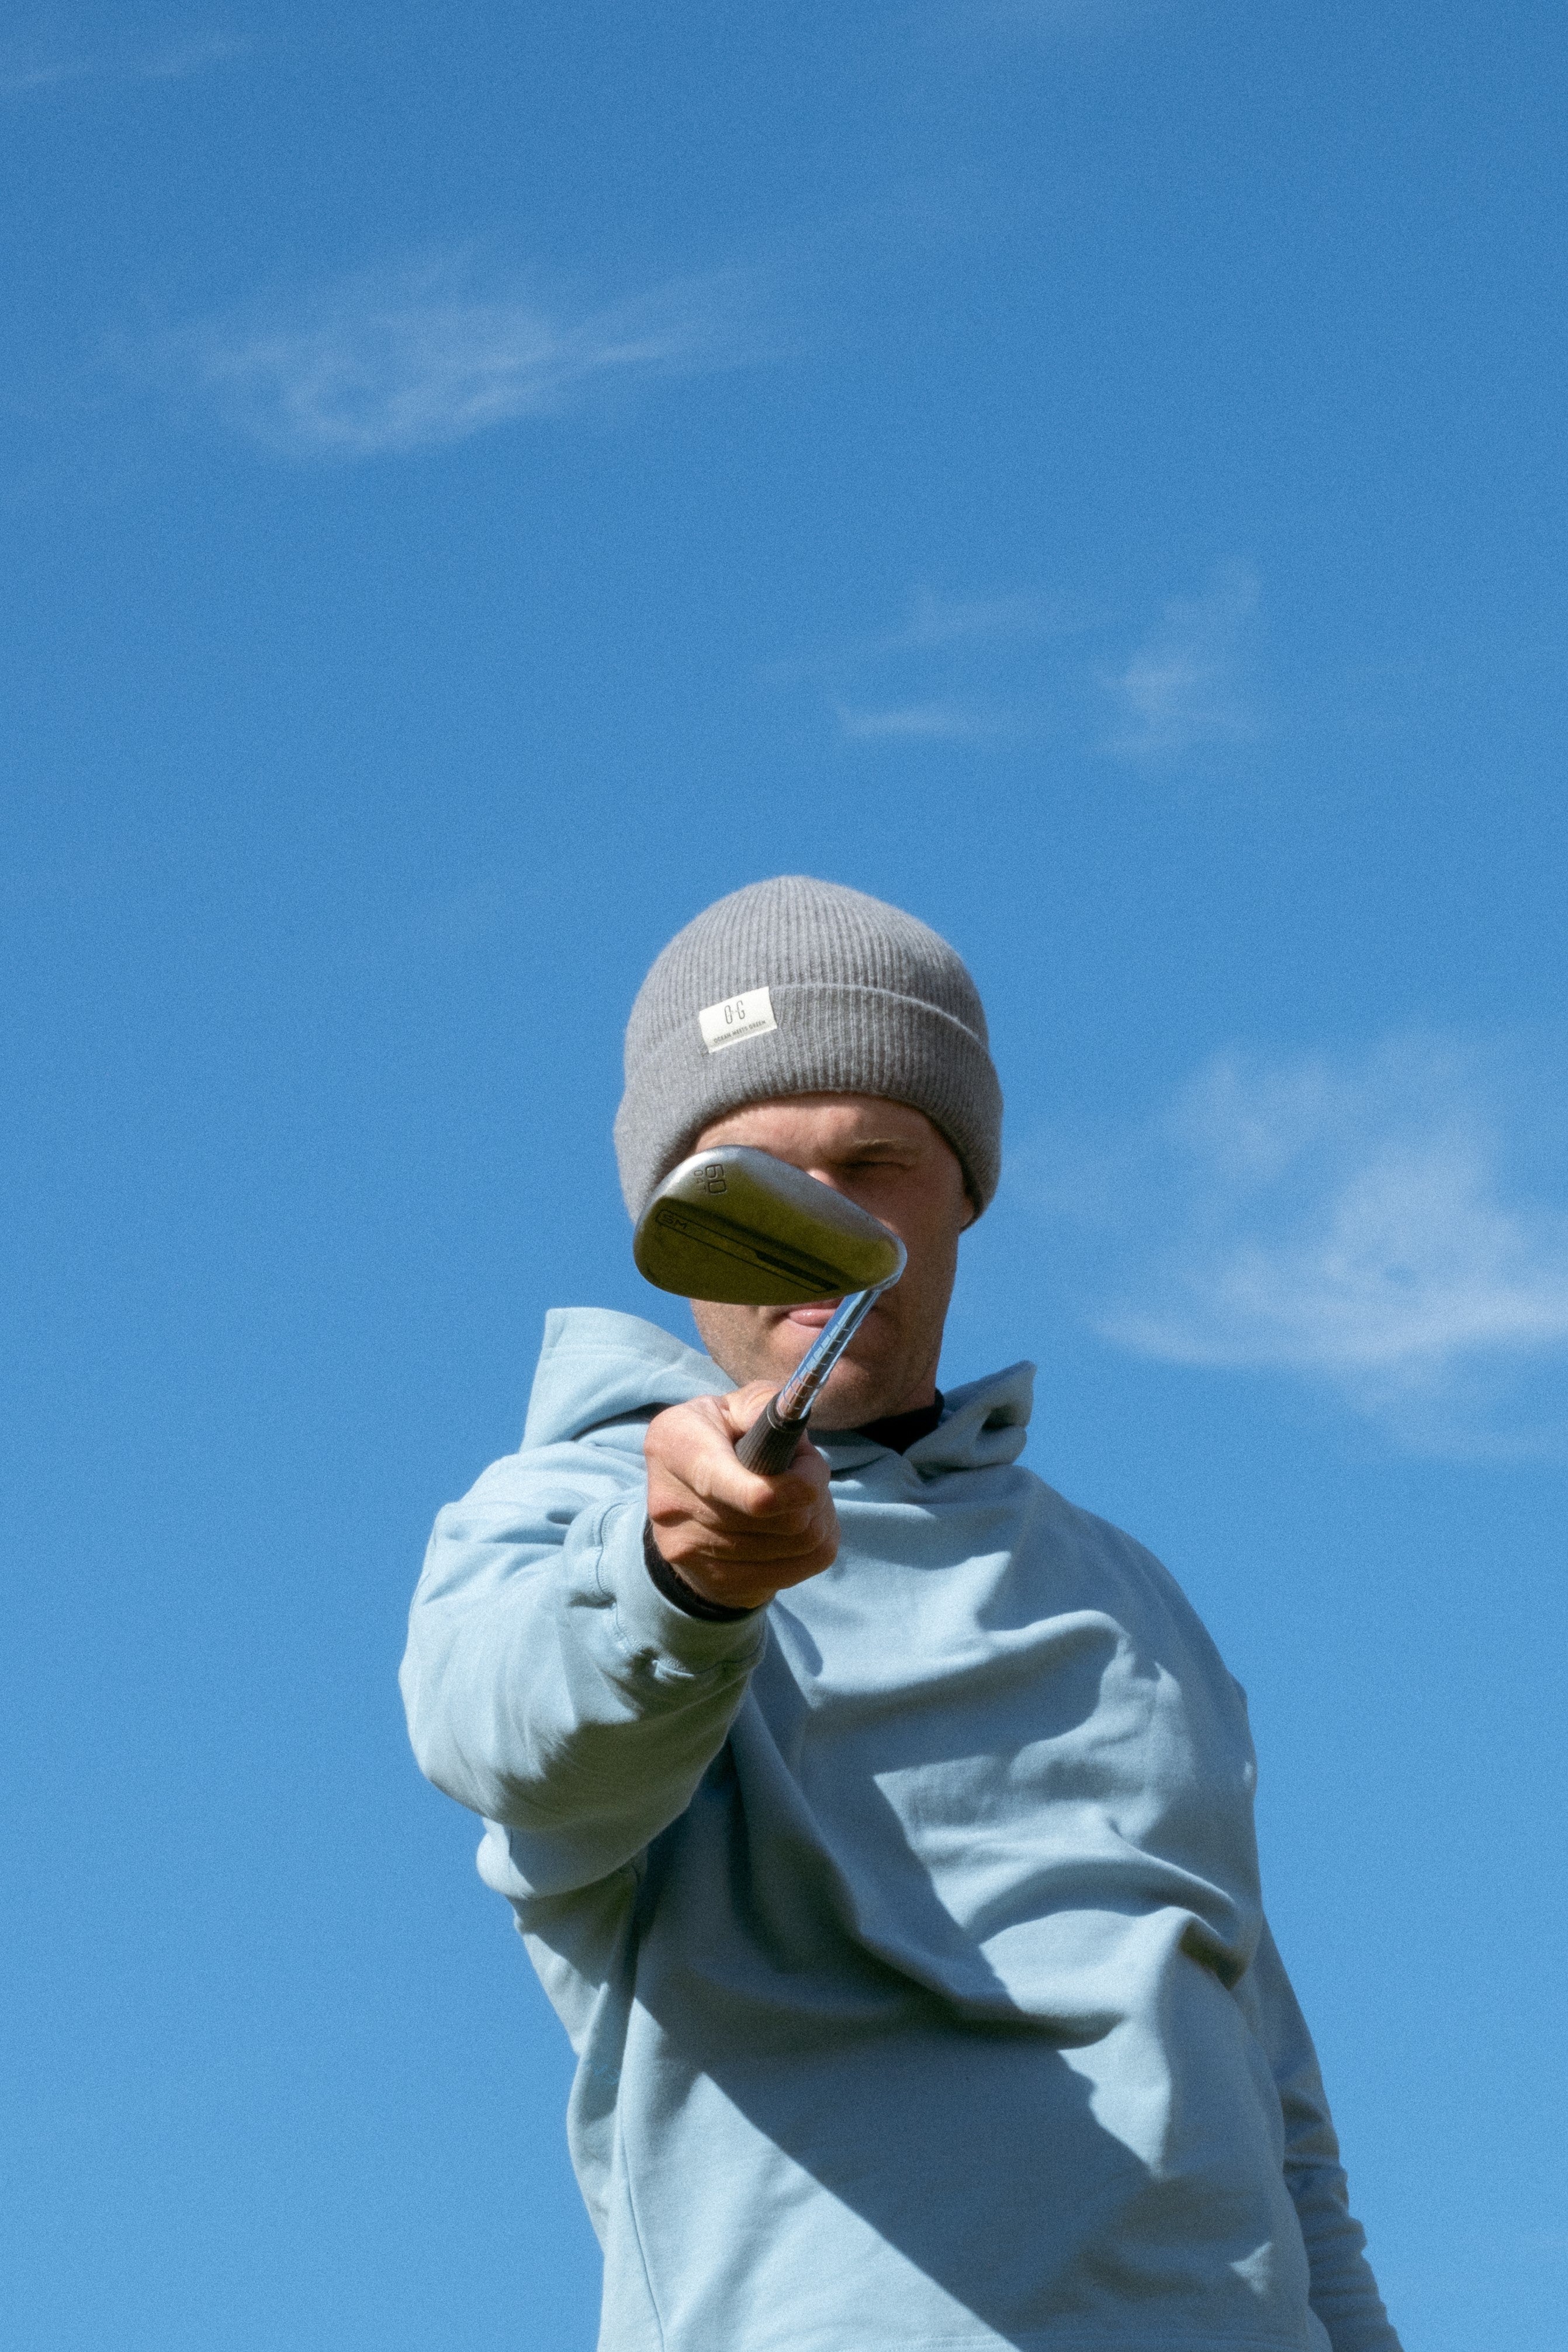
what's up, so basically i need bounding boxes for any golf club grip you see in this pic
[735,1396,809,1475]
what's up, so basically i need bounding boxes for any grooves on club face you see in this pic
[633,1145,906,1305]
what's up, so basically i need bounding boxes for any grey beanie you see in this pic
[614,876,1002,1219]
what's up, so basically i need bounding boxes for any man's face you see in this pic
[685,1094,974,1429]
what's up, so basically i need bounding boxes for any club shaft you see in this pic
[773,1284,885,1425]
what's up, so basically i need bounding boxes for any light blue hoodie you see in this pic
[401,1309,1400,2352]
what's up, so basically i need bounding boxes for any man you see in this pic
[401,876,1401,2352]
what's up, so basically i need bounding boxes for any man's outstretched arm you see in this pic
[399,1387,836,1898]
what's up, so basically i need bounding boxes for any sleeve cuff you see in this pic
[642,1519,761,1622]
[596,1499,768,1672]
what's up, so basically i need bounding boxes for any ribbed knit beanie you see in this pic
[614,876,1002,1219]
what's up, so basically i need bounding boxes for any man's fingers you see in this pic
[648,1395,829,1522]
[644,1393,840,1604]
[695,1452,826,1519]
[657,1490,822,1538]
[667,1460,827,1535]
[714,1380,784,1438]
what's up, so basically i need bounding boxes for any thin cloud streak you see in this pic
[836,701,1004,741]
[1074,1037,1568,1449]
[162,258,762,459]
[927,0,1152,39]
[811,582,1085,743]
[896,586,1070,648]
[0,60,86,94]
[801,568,1264,763]
[1,31,245,96]
[139,32,248,79]
[1102,561,1261,760]
[771,584,1075,689]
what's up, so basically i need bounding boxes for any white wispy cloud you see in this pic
[0,56,85,92]
[159,256,760,459]
[136,31,246,79]
[794,568,1264,761]
[892,586,1069,649]
[1,30,245,96]
[836,700,1005,741]
[774,582,1082,743]
[1102,561,1261,759]
[928,0,1152,38]
[772,587,1072,685]
[1065,1036,1568,1450]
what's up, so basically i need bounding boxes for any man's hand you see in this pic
[644,1383,839,1612]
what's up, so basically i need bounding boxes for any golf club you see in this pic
[634,1144,907,1472]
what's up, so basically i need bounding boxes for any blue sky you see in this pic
[4,5,1565,2346]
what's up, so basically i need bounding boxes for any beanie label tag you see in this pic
[698,987,777,1053]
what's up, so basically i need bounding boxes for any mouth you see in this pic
[781,1299,844,1330]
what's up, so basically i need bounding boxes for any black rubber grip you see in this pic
[735,1395,809,1475]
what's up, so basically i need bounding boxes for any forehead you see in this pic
[693,1094,943,1157]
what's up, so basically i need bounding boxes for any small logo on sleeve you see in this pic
[698,987,777,1053]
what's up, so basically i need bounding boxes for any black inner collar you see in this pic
[851,1393,944,1454]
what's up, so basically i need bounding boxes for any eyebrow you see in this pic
[702,1125,924,1156]
[828,1138,922,1156]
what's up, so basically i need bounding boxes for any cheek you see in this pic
[882,1229,961,1334]
[904,1202,965,1279]
[885,1167,970,1261]
[690,1300,745,1347]
[689,1300,785,1375]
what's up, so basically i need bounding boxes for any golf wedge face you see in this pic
[633,1145,907,1305]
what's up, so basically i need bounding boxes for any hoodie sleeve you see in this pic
[399,1434,767,1898]
[1239,1919,1403,2352]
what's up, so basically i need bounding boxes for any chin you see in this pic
[806,1364,906,1431]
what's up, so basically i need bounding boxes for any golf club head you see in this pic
[633,1145,906,1305]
